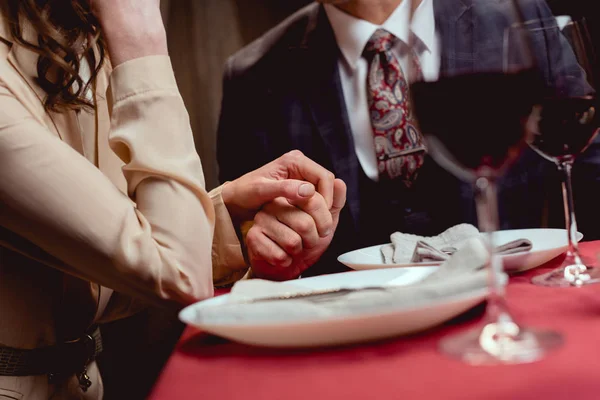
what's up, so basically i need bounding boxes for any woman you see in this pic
[0,0,340,398]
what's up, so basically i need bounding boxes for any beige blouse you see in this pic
[0,17,250,343]
[0,13,250,400]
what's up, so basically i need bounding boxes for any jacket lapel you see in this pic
[293,5,361,227]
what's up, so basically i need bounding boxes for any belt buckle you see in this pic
[74,334,94,392]
[49,333,95,392]
[77,366,92,392]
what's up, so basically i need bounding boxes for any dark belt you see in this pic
[0,326,102,391]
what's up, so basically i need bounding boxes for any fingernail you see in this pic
[298,183,314,197]
[323,229,332,237]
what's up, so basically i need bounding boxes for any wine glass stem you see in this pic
[558,160,584,267]
[474,177,510,325]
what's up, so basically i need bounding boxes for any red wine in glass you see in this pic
[523,17,600,287]
[530,96,599,163]
[411,70,543,182]
[406,0,564,364]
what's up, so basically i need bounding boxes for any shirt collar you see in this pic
[324,0,435,70]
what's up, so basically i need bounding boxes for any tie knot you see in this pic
[364,29,396,56]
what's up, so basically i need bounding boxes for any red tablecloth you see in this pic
[149,241,600,400]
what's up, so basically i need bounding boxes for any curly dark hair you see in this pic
[6,0,106,111]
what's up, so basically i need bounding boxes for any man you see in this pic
[216,0,600,282]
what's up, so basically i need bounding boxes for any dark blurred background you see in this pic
[160,0,313,191]
[98,1,600,399]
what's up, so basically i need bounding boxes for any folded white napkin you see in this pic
[381,224,532,264]
[194,238,500,325]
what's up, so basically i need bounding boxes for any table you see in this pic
[149,241,600,400]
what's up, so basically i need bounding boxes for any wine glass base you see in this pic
[531,264,600,287]
[439,321,562,365]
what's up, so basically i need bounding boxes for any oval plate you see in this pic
[180,267,487,348]
[337,228,582,273]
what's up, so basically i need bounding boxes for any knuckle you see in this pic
[254,182,269,199]
[304,238,319,249]
[254,184,267,199]
[306,194,325,211]
[287,149,304,159]
[284,235,302,253]
[245,229,260,248]
[282,151,294,160]
[322,215,333,227]
[319,221,333,235]
[282,150,300,164]
[296,217,315,234]
[272,251,289,265]
[316,212,333,231]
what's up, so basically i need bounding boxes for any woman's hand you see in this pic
[221,150,339,222]
[91,0,168,66]
[221,151,347,280]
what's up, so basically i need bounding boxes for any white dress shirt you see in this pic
[324,1,439,181]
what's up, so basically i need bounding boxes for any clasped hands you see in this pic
[222,150,347,281]
[90,2,344,282]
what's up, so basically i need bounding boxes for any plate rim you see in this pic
[179,285,488,329]
[337,227,583,269]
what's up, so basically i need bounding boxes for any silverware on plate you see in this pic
[241,286,389,304]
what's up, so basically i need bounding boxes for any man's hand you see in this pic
[245,179,347,281]
[221,150,337,223]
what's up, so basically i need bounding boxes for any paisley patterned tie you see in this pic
[364,29,426,185]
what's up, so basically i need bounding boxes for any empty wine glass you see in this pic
[406,0,563,364]
[516,17,600,287]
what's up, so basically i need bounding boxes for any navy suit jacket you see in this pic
[217,0,600,276]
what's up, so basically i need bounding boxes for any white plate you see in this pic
[337,228,583,273]
[179,268,487,348]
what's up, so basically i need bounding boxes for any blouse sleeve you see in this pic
[0,56,216,307]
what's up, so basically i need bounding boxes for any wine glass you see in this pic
[516,17,600,287]
[405,0,563,364]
